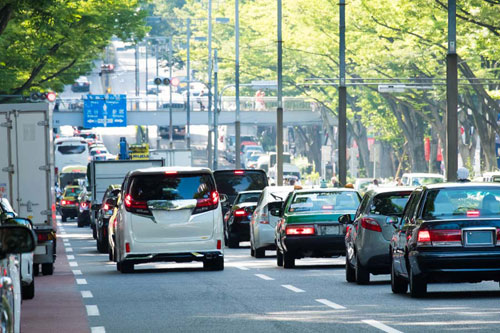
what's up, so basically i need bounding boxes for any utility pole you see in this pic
[235,0,241,169]
[446,0,458,181]
[213,49,219,170]
[168,37,173,149]
[155,43,159,109]
[207,0,213,168]
[276,0,284,186]
[135,43,140,111]
[186,18,191,149]
[338,0,347,186]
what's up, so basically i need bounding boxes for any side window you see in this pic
[283,192,295,213]
[355,194,370,219]
[401,190,421,226]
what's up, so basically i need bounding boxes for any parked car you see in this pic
[100,63,115,73]
[224,190,262,248]
[114,167,226,273]
[77,187,92,228]
[60,185,83,222]
[343,187,413,284]
[391,183,500,297]
[250,186,295,258]
[275,188,361,268]
[0,224,37,333]
[107,193,121,262]
[95,185,121,253]
[213,169,268,217]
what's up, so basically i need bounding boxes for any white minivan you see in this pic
[54,137,90,172]
[114,167,225,273]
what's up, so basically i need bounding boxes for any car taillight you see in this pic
[259,212,269,224]
[217,240,222,250]
[103,204,109,210]
[193,191,219,215]
[37,232,54,242]
[286,225,315,236]
[234,209,248,217]
[497,229,500,246]
[360,217,382,232]
[467,210,480,217]
[234,170,245,175]
[124,194,151,215]
[417,229,462,247]
[81,202,88,208]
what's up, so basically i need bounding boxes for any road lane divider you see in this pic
[315,299,346,310]
[91,327,106,333]
[281,285,305,293]
[72,270,82,275]
[66,248,73,252]
[69,261,78,267]
[86,305,100,316]
[81,291,93,298]
[362,320,403,333]
[235,266,249,271]
[76,278,87,285]
[255,274,274,281]
[67,255,75,260]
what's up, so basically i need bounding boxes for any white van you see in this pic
[401,173,445,186]
[54,137,90,173]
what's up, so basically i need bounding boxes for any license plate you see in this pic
[34,246,46,255]
[321,225,340,235]
[464,230,493,246]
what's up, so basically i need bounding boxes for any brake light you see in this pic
[217,240,222,250]
[61,200,76,206]
[165,171,178,175]
[417,229,461,247]
[193,191,219,215]
[125,243,130,253]
[467,210,480,217]
[234,209,248,217]
[37,232,54,242]
[81,202,88,208]
[234,170,245,175]
[103,204,109,210]
[61,200,67,205]
[286,225,315,236]
[124,194,150,215]
[361,217,382,232]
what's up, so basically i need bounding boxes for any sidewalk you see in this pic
[21,236,89,333]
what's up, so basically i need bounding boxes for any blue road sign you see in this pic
[83,94,127,127]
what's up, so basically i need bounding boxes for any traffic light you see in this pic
[154,77,178,86]
[29,91,57,102]
[170,77,180,87]
[162,78,170,85]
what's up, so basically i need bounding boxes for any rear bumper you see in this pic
[124,251,223,264]
[284,235,345,257]
[228,221,250,241]
[61,207,78,216]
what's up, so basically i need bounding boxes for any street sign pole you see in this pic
[186,18,191,149]
[169,37,174,149]
[214,49,219,170]
[235,0,241,169]
[276,0,284,186]
[446,0,458,181]
[338,0,347,186]
[207,0,213,168]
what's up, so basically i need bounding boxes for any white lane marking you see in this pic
[91,327,106,333]
[315,299,346,310]
[66,247,73,252]
[255,274,274,281]
[235,266,249,271]
[81,290,93,298]
[86,305,100,316]
[281,284,305,293]
[72,270,82,275]
[67,255,75,260]
[362,320,403,333]
[76,278,87,285]
[69,261,78,267]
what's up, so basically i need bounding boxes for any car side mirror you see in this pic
[269,208,282,217]
[386,216,399,226]
[1,212,15,220]
[338,214,352,224]
[220,194,228,204]
[0,224,36,255]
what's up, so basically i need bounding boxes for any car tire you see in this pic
[204,257,224,271]
[33,264,39,277]
[77,215,84,228]
[409,267,427,298]
[92,226,97,239]
[62,215,67,222]
[108,247,113,261]
[227,234,239,248]
[22,279,35,300]
[119,261,134,274]
[283,251,295,269]
[277,249,283,267]
[96,238,105,253]
[345,257,356,283]
[355,254,370,285]
[250,246,255,257]
[255,248,265,258]
[391,261,408,294]
[42,263,54,276]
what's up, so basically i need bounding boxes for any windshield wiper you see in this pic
[271,193,283,201]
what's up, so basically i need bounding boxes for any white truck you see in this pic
[149,149,192,167]
[267,152,301,183]
[0,103,56,275]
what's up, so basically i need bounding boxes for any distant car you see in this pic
[108,193,121,262]
[71,76,90,92]
[77,188,92,228]
[250,186,295,258]
[54,137,90,173]
[275,188,361,268]
[344,187,413,284]
[391,183,500,297]
[89,147,108,161]
[100,63,115,73]
[400,173,445,186]
[223,190,262,248]
[245,153,264,169]
[95,185,121,253]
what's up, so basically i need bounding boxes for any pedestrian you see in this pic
[457,167,471,182]
[255,89,265,111]
[198,90,205,111]
[331,177,339,188]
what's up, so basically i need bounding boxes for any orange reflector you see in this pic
[125,243,130,253]
[217,240,222,250]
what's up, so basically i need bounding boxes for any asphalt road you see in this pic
[57,221,500,333]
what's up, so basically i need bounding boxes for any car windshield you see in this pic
[60,173,86,187]
[64,187,82,197]
[411,177,444,186]
[370,192,412,216]
[90,149,107,156]
[288,191,360,213]
[235,192,261,204]
[128,173,215,201]
[57,145,86,155]
[422,187,500,220]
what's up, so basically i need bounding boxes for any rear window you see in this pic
[214,171,268,201]
[128,173,215,201]
[288,191,360,213]
[57,145,86,155]
[235,192,261,205]
[410,177,444,186]
[370,192,411,216]
[64,187,82,197]
[79,133,97,139]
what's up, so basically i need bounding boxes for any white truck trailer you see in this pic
[0,103,56,275]
[149,149,192,167]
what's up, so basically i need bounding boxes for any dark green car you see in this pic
[274,188,361,268]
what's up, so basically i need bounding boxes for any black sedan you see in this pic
[391,183,500,298]
[224,190,261,248]
[95,185,121,253]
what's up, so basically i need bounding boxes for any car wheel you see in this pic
[283,250,295,269]
[96,238,105,253]
[204,257,224,271]
[42,263,54,275]
[77,215,84,228]
[391,261,408,294]
[355,254,370,285]
[33,264,39,277]
[62,215,67,222]
[108,247,113,261]
[22,279,35,300]
[255,248,265,258]
[409,267,427,298]
[277,249,283,267]
[250,246,255,257]
[345,257,356,283]
[227,234,239,248]
[92,226,97,239]
[119,261,134,274]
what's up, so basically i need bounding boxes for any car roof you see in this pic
[402,173,444,178]
[293,188,359,194]
[237,190,263,195]
[365,186,416,195]
[422,182,500,190]
[55,137,87,144]
[128,166,212,176]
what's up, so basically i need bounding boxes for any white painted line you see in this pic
[315,299,346,310]
[86,305,100,316]
[76,278,87,285]
[81,290,93,298]
[362,320,403,333]
[281,284,305,293]
[255,274,274,281]
[66,248,73,252]
[91,327,106,333]
[67,255,75,260]
[235,266,249,271]
[69,261,78,267]
[72,270,82,275]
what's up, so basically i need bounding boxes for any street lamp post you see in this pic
[235,0,241,169]
[186,18,191,149]
[169,37,173,149]
[207,0,213,168]
[213,49,219,170]
[276,0,284,186]
[338,0,347,186]
[446,0,458,181]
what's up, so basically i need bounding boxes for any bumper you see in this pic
[412,250,500,282]
[34,239,55,264]
[61,207,78,216]
[284,235,345,257]
[229,221,250,241]
[124,251,223,265]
